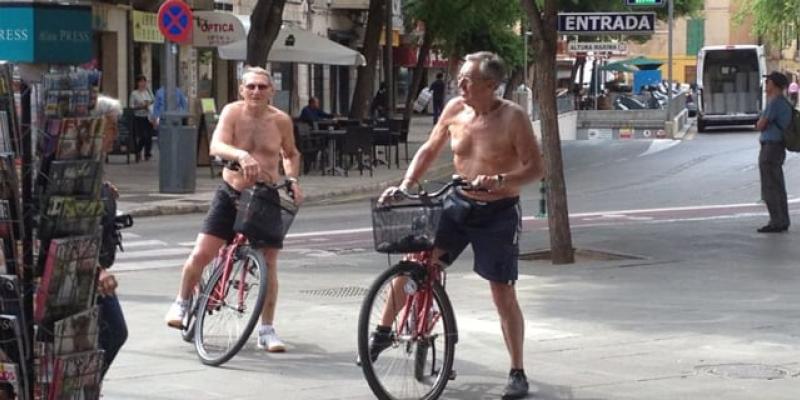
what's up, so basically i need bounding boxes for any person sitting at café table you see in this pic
[298,97,333,127]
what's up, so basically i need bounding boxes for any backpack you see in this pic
[782,98,800,152]
[98,183,121,268]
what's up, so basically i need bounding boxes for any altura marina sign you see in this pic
[558,12,656,35]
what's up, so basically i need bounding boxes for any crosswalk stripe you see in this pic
[121,232,141,239]
[116,247,191,259]
[123,240,167,249]
[113,258,184,272]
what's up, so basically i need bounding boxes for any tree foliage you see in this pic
[738,0,800,44]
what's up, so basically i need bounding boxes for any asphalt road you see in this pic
[102,128,800,399]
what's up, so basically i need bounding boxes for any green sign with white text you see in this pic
[0,4,92,64]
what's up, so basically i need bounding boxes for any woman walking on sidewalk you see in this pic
[129,75,155,161]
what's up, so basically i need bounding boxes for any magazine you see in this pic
[49,349,103,400]
[54,118,103,161]
[43,160,102,197]
[39,119,63,159]
[0,111,10,154]
[0,362,20,400]
[52,307,99,356]
[0,315,28,396]
[0,202,16,276]
[34,235,99,324]
[0,276,27,364]
[37,197,104,242]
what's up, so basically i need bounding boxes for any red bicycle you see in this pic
[182,179,296,366]
[358,177,472,400]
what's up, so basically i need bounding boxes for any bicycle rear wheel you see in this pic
[358,262,457,400]
[194,246,267,366]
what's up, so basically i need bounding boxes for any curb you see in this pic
[126,162,455,218]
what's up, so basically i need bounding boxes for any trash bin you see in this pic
[513,84,532,117]
[159,111,197,193]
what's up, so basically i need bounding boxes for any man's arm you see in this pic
[209,104,246,160]
[400,99,461,188]
[278,114,304,204]
[756,100,773,131]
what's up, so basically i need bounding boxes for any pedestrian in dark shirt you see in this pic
[371,82,388,119]
[429,73,446,124]
[755,71,792,233]
[298,97,333,127]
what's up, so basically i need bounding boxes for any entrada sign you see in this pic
[558,12,656,35]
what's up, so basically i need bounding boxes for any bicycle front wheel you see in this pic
[358,262,457,400]
[194,246,267,366]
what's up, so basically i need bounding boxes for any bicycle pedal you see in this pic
[448,369,457,380]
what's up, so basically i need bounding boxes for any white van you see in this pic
[696,45,766,132]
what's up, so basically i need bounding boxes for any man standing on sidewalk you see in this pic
[429,73,446,124]
[375,51,543,399]
[755,71,792,233]
[164,66,304,352]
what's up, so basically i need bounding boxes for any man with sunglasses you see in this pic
[165,66,304,353]
[375,52,543,399]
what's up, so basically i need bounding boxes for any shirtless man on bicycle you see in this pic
[165,66,304,352]
[377,52,543,399]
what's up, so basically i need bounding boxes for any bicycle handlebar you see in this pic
[224,160,295,196]
[394,175,478,201]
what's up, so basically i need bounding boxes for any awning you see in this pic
[217,16,366,66]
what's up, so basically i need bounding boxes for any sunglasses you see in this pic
[244,83,270,91]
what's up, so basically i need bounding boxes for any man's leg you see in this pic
[260,247,280,325]
[759,144,789,229]
[489,282,524,369]
[257,247,285,352]
[166,233,226,328]
[178,234,227,300]
[98,294,128,379]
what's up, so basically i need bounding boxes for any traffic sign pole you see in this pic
[666,0,673,124]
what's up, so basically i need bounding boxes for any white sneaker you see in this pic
[257,327,286,352]
[165,300,189,329]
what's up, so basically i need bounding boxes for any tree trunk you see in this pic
[402,28,434,122]
[521,0,574,264]
[350,0,386,119]
[247,0,288,67]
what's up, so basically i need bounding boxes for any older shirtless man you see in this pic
[165,67,303,352]
[375,52,543,399]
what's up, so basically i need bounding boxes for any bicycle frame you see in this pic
[397,251,446,341]
[207,233,250,311]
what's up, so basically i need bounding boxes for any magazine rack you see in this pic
[1,63,108,399]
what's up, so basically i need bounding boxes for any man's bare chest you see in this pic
[232,118,282,152]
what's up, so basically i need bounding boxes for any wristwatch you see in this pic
[496,174,505,187]
[287,177,299,185]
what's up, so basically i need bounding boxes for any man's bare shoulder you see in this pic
[499,98,525,117]
[267,105,292,121]
[220,101,246,116]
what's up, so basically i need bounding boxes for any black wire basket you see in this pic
[234,186,297,245]
[371,197,443,254]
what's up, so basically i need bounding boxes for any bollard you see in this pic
[537,179,547,218]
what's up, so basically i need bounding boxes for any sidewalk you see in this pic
[106,116,449,217]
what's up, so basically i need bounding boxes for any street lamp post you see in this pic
[666,0,673,124]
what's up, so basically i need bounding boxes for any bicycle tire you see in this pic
[194,246,268,366]
[358,262,457,400]
[182,260,217,343]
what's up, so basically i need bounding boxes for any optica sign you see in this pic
[0,3,92,64]
[192,11,245,47]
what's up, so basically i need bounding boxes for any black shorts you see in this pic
[434,190,521,284]
[201,184,284,248]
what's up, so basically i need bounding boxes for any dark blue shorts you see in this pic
[434,190,521,284]
[201,184,283,248]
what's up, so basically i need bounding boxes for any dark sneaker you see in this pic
[368,330,393,362]
[502,370,529,399]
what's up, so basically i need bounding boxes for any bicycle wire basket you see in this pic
[234,185,297,245]
[371,196,443,254]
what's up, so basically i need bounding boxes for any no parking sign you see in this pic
[158,0,193,43]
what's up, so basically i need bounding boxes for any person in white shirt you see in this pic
[128,75,155,161]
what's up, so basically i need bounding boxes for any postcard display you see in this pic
[0,65,106,400]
